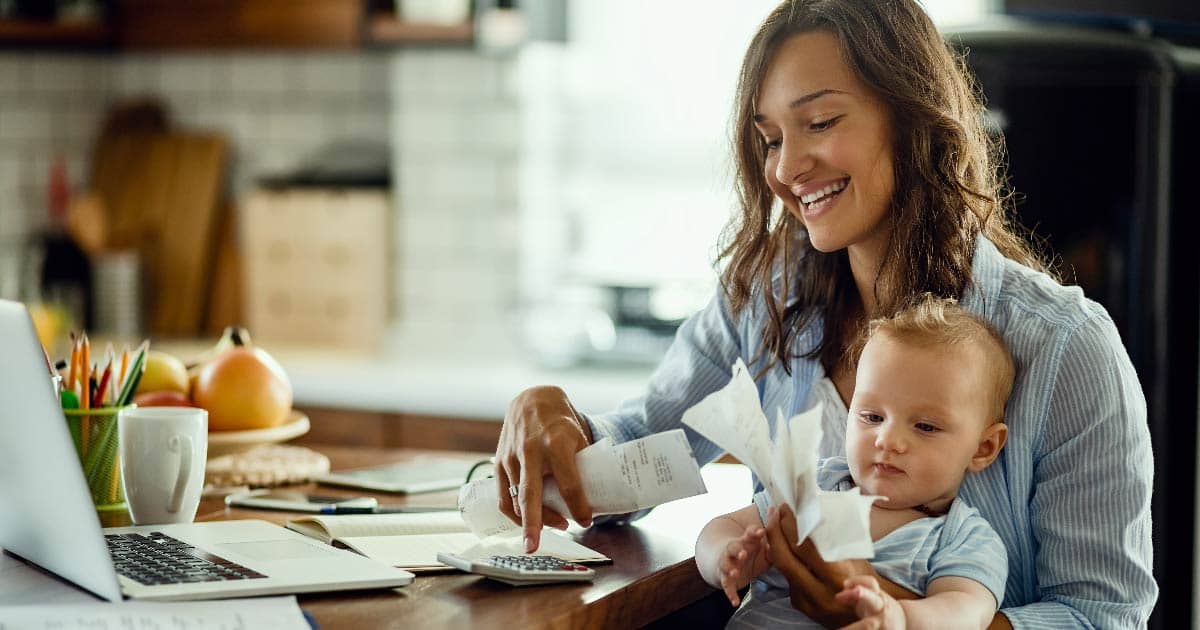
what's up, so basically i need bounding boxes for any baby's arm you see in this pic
[696,504,771,606]
[837,575,997,630]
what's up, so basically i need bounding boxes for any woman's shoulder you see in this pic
[971,238,1113,346]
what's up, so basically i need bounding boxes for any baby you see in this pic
[696,295,1013,628]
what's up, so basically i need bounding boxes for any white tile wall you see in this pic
[0,48,521,334]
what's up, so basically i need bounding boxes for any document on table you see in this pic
[680,358,878,561]
[458,429,708,537]
[0,595,310,630]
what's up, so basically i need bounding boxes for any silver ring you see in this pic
[508,485,519,498]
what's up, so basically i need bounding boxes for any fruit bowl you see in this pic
[207,410,310,458]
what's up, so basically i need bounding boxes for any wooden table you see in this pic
[196,445,752,629]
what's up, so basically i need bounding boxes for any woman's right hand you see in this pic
[496,385,595,552]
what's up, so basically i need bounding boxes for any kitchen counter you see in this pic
[162,323,658,422]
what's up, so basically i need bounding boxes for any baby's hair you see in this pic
[851,294,1015,422]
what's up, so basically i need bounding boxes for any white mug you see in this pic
[119,407,208,525]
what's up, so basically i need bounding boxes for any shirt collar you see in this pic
[961,234,1004,320]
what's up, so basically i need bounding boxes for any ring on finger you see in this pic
[508,485,519,498]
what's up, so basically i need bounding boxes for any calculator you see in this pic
[436,552,596,586]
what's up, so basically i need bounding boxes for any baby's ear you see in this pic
[968,422,1008,472]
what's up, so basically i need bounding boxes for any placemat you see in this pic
[205,444,330,489]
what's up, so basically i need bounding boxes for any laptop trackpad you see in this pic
[218,540,336,561]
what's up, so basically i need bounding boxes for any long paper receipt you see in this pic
[458,429,707,537]
[680,358,878,561]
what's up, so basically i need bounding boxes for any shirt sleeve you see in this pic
[582,286,744,467]
[927,511,1008,610]
[1002,312,1157,629]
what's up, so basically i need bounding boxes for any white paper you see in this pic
[0,595,309,630]
[458,428,708,538]
[681,359,879,561]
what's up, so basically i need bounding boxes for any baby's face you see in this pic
[846,334,997,514]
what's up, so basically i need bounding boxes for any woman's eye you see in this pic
[859,412,883,424]
[915,422,939,433]
[763,137,781,152]
[809,115,842,132]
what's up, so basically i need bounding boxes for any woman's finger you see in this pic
[519,444,545,552]
[765,507,825,599]
[543,414,593,526]
[495,465,517,522]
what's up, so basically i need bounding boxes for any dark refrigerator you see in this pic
[949,19,1200,627]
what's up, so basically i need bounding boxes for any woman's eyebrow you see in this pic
[753,88,847,122]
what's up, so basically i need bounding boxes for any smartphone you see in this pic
[225,489,378,513]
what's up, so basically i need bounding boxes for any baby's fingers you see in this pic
[720,569,742,607]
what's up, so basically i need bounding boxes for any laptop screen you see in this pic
[0,300,122,601]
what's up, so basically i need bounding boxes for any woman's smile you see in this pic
[792,177,850,219]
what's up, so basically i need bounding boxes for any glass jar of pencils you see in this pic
[64,404,136,515]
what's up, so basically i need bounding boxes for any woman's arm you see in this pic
[764,504,918,627]
[1002,313,1156,627]
[495,289,744,550]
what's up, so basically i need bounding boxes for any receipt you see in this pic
[681,358,878,561]
[459,429,707,538]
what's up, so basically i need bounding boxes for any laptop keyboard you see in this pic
[105,531,266,586]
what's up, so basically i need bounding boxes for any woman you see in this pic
[494,1,1156,627]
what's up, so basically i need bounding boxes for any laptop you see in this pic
[0,299,414,601]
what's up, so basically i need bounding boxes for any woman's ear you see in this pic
[968,421,1008,472]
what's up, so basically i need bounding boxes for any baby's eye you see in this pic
[914,422,940,433]
[858,412,883,424]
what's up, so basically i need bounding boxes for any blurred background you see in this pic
[0,0,1197,626]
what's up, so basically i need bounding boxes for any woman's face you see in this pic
[754,31,895,258]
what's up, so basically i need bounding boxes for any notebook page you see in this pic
[287,510,470,542]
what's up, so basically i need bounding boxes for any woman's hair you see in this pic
[719,0,1048,376]
[850,294,1015,422]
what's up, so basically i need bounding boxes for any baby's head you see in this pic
[846,295,1014,515]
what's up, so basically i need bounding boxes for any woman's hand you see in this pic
[764,504,901,627]
[836,576,906,629]
[496,386,594,552]
[718,524,771,606]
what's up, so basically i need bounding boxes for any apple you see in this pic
[136,351,190,396]
[133,390,196,407]
[192,347,292,431]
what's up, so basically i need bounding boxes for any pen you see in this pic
[318,505,457,515]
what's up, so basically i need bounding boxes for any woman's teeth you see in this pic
[800,179,848,206]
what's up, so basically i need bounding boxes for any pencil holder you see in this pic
[65,405,136,513]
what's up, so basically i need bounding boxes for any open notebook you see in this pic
[286,512,609,572]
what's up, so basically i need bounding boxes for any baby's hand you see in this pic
[835,575,906,629]
[719,524,770,606]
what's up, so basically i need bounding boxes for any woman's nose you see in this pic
[775,137,816,184]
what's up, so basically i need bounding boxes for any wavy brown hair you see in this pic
[719,0,1048,376]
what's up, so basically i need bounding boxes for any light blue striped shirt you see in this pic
[586,236,1157,628]
[728,457,1008,629]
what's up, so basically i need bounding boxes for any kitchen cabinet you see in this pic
[0,0,473,50]
[119,0,364,50]
[0,17,113,48]
[294,406,502,453]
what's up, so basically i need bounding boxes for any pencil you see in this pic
[81,335,91,411]
[93,364,111,409]
[117,346,130,403]
[66,337,77,397]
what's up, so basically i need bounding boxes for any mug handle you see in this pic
[166,434,194,514]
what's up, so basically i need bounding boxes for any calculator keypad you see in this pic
[487,555,590,573]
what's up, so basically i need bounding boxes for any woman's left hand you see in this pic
[764,504,907,627]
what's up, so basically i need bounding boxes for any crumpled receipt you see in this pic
[680,358,878,561]
[458,429,708,538]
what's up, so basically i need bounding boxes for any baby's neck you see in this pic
[868,501,950,541]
